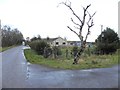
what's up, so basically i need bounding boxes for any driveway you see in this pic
[2,46,119,88]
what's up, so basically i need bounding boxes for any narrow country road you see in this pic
[2,46,119,88]
[2,46,28,88]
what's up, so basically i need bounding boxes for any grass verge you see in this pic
[24,49,119,70]
[0,45,17,52]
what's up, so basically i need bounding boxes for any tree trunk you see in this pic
[73,44,85,64]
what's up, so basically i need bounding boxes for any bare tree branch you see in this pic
[87,12,96,27]
[84,28,90,42]
[84,12,96,42]
[82,4,91,11]
[74,26,80,29]
[83,5,91,18]
[81,4,91,27]
[78,4,92,42]
[59,1,83,24]
[71,18,81,27]
[67,26,79,37]
[87,11,96,24]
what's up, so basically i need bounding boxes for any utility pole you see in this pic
[101,25,103,42]
[100,25,104,54]
[0,20,1,30]
[0,20,2,49]
[118,1,120,38]
[0,19,1,90]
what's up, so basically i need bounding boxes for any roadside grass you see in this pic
[118,49,120,64]
[0,47,2,52]
[24,49,119,70]
[0,45,17,52]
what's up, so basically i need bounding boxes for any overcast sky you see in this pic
[0,0,119,42]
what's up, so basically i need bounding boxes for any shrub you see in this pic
[52,46,62,58]
[91,60,98,64]
[95,27,120,54]
[29,40,50,55]
[43,47,52,58]
[71,46,79,57]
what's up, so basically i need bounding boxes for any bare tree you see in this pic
[58,0,96,64]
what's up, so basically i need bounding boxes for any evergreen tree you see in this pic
[96,27,120,54]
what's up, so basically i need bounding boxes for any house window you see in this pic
[70,43,73,45]
[63,42,66,45]
[56,42,59,45]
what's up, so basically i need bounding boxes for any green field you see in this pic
[24,49,119,70]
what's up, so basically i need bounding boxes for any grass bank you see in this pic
[24,49,119,70]
[0,45,17,52]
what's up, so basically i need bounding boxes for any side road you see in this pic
[2,46,119,88]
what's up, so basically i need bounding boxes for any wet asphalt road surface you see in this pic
[2,46,28,88]
[2,46,119,88]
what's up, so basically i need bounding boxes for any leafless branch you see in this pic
[67,26,79,37]
[59,1,82,24]
[74,26,80,29]
[78,4,92,41]
[84,28,90,42]
[87,11,96,24]
[82,4,91,11]
[84,12,96,42]
[87,12,96,27]
[71,18,81,27]
[82,4,91,26]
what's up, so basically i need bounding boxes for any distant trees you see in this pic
[2,25,23,47]
[30,37,37,42]
[96,27,120,54]
[30,35,41,42]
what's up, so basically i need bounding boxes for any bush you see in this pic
[52,46,62,58]
[43,47,52,58]
[29,40,50,55]
[96,27,120,54]
[71,46,79,57]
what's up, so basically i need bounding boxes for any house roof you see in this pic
[43,38,57,42]
[43,37,66,42]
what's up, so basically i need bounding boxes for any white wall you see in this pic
[52,37,68,46]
